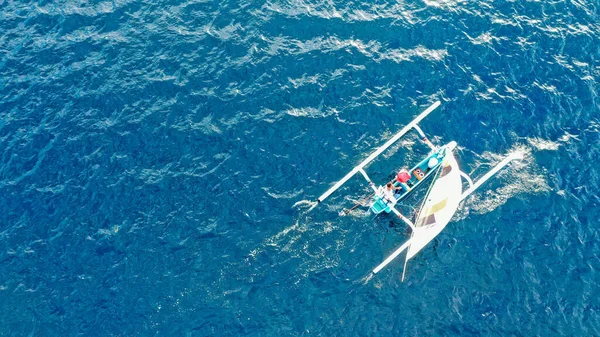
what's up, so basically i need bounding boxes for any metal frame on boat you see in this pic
[316,101,523,280]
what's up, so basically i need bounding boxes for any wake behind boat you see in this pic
[315,101,523,281]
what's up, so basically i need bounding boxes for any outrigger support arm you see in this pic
[413,125,436,151]
[358,168,378,193]
[460,152,524,201]
[317,101,441,203]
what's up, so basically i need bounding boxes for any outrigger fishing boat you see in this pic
[316,101,523,280]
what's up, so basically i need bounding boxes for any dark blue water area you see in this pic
[1,0,600,335]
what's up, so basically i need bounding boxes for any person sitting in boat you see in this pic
[382,182,400,204]
[396,169,412,192]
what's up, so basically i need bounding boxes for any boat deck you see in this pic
[370,146,448,214]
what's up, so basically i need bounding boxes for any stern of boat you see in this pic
[370,196,392,214]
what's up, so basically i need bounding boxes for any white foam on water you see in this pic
[526,130,578,151]
[292,199,318,211]
[248,199,319,260]
[457,144,550,219]
[360,272,374,285]
[527,137,561,151]
[263,187,304,199]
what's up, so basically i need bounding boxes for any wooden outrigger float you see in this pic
[316,101,523,280]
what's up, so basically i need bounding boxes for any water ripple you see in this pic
[1,0,600,335]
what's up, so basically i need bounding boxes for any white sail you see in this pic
[406,152,462,260]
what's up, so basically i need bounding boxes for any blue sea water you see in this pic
[1,0,600,335]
